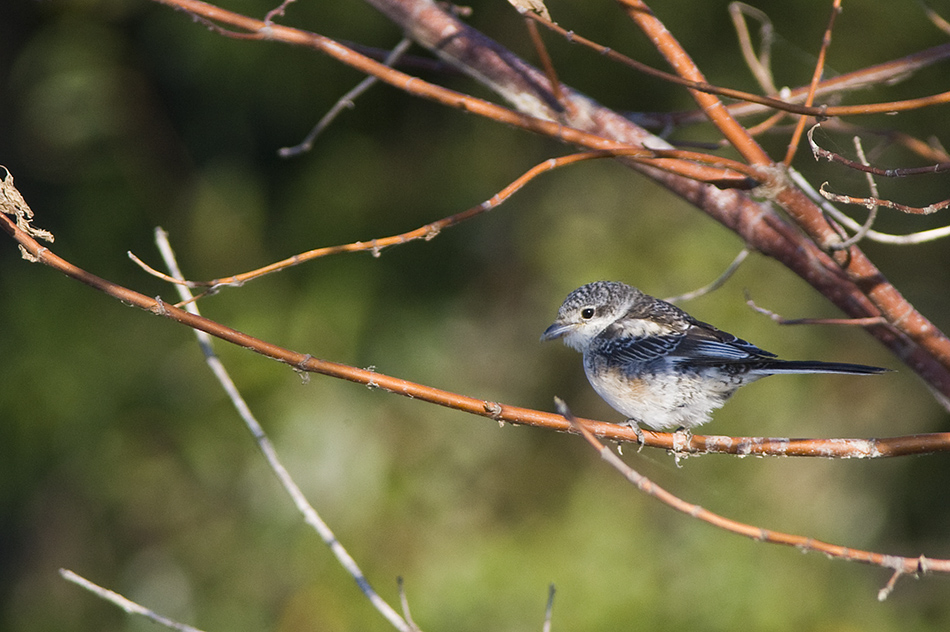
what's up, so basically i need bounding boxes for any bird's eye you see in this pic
[581,307,595,319]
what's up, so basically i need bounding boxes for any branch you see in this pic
[60,570,205,632]
[781,0,840,166]
[153,229,413,632]
[526,12,950,121]
[790,167,950,245]
[820,183,950,216]
[129,149,755,294]
[3,205,949,459]
[279,38,414,157]
[556,399,950,599]
[809,124,950,178]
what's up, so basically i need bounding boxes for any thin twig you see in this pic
[280,38,413,157]
[153,228,413,632]
[827,213,950,244]
[524,17,568,113]
[919,0,950,36]
[829,136,879,250]
[745,293,888,327]
[744,109,788,138]
[59,569,206,632]
[820,183,950,216]
[790,167,950,244]
[264,0,298,24]
[729,2,777,95]
[397,577,422,632]
[541,584,555,632]
[129,148,757,296]
[814,119,950,165]
[808,124,950,177]
[783,0,840,166]
[555,398,944,597]
[664,248,751,303]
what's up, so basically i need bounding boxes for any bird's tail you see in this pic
[764,360,889,375]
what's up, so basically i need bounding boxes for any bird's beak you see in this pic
[540,322,574,342]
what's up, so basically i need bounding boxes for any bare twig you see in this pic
[729,2,777,95]
[827,213,950,244]
[129,148,756,296]
[664,248,751,304]
[541,584,555,632]
[920,0,950,36]
[60,569,205,632]
[555,398,947,598]
[820,183,950,216]
[524,17,568,112]
[790,167,950,244]
[153,228,413,632]
[808,124,950,177]
[746,293,888,327]
[741,109,790,140]
[397,577,422,632]
[783,0,840,166]
[264,0,298,24]
[828,136,879,250]
[814,119,950,167]
[280,38,413,157]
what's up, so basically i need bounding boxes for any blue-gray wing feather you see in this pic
[673,321,777,364]
[595,316,777,366]
[597,334,682,364]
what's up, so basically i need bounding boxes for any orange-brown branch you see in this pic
[3,208,949,459]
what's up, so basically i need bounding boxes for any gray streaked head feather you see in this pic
[541,282,643,350]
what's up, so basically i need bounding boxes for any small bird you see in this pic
[541,281,887,432]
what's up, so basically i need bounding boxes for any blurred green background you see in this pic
[2,0,950,630]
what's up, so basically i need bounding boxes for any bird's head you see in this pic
[541,281,641,352]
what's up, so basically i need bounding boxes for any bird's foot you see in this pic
[622,419,646,453]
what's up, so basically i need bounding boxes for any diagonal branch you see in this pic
[154,229,413,632]
[782,0,841,166]
[128,149,757,294]
[60,570,206,632]
[557,399,950,599]
[3,207,950,459]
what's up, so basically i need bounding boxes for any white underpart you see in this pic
[582,356,752,430]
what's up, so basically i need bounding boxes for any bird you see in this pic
[541,281,887,432]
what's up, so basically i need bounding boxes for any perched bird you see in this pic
[541,281,887,431]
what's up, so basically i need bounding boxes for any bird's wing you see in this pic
[597,305,687,364]
[596,331,684,364]
[671,320,777,364]
[596,298,778,366]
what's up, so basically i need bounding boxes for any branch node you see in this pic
[151,297,168,317]
[483,401,504,421]
[365,365,379,389]
[0,166,54,261]
[878,568,903,601]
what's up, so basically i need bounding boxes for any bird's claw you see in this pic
[623,419,646,453]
